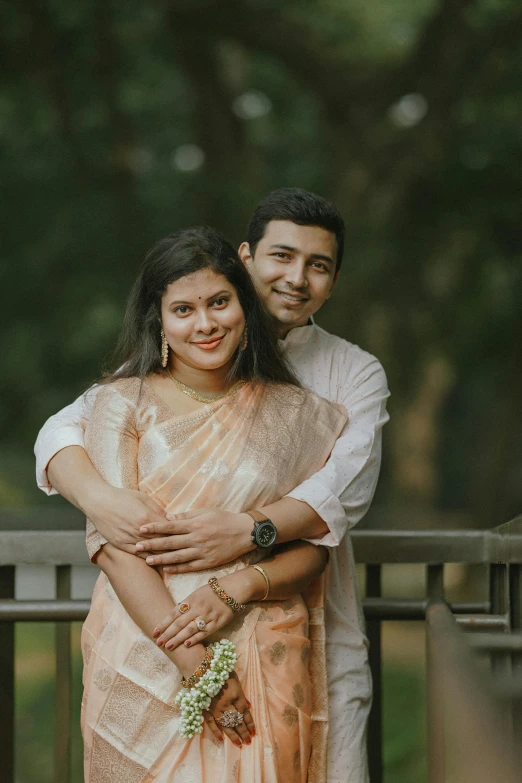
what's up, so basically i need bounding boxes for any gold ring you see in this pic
[178,602,190,614]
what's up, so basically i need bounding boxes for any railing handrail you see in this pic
[352,518,522,564]
[0,530,89,566]
[1,516,522,566]
[426,601,520,783]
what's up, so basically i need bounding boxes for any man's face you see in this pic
[239,220,338,337]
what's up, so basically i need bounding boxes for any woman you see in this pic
[81,227,346,782]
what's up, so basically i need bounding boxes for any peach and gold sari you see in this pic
[81,378,346,783]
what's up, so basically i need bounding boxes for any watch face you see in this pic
[256,521,277,548]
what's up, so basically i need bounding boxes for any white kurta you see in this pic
[34,321,390,783]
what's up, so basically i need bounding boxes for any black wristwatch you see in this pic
[247,509,277,550]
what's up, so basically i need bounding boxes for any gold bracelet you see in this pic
[250,564,270,601]
[181,646,214,688]
[208,577,247,614]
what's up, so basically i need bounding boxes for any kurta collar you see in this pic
[278,317,316,347]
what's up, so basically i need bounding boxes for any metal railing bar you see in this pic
[362,599,489,620]
[366,564,382,783]
[0,599,91,621]
[426,565,445,783]
[490,563,509,620]
[509,563,522,639]
[55,566,72,783]
[426,564,444,600]
[0,566,15,783]
[509,563,522,736]
[426,631,444,783]
[0,598,492,623]
[426,601,520,783]
[2,517,522,567]
[467,633,522,652]
[0,531,89,567]
[352,522,522,565]
[488,564,512,740]
[456,614,509,631]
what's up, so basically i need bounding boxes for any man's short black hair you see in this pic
[247,187,345,272]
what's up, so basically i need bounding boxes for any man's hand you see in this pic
[136,508,255,572]
[86,484,168,554]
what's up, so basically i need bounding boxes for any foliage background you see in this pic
[2,0,522,781]
[2,0,521,522]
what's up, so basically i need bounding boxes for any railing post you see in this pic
[489,563,509,639]
[366,564,382,783]
[509,563,522,738]
[0,565,15,783]
[426,566,444,783]
[55,566,72,783]
[426,564,444,601]
[489,563,512,741]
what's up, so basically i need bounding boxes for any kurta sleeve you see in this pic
[286,356,390,547]
[84,380,139,562]
[34,386,100,495]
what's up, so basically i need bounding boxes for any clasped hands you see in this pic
[90,486,253,571]
[136,507,254,573]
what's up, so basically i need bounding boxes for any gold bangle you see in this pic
[251,564,270,601]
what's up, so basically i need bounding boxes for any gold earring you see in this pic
[240,326,248,352]
[160,328,169,367]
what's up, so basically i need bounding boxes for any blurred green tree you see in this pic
[1,0,521,523]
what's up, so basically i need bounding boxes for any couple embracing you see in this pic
[35,188,389,782]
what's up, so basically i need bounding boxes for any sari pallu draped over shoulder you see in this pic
[82,379,347,783]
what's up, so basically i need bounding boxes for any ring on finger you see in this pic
[217,709,244,728]
[178,602,190,614]
[194,617,207,631]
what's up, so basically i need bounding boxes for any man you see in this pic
[35,188,389,782]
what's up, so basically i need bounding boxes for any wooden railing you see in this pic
[1,516,522,782]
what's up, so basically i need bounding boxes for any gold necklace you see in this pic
[167,369,245,404]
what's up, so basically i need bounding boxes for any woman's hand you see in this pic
[153,584,234,650]
[204,671,255,747]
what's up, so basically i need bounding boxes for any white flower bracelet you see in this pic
[175,639,238,739]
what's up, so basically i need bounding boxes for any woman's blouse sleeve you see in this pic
[84,381,139,562]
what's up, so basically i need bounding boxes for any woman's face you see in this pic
[160,268,246,372]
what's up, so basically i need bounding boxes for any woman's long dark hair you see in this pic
[103,226,300,387]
